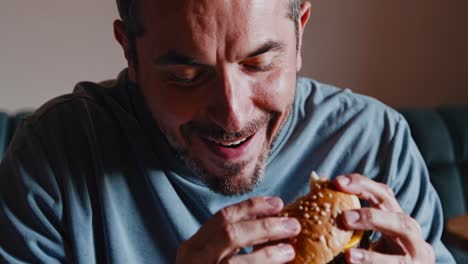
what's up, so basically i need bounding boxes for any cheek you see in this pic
[135,38,200,129]
[138,74,200,136]
[148,88,200,124]
[252,70,296,112]
[251,42,298,112]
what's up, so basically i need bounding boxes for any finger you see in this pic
[209,217,300,260]
[191,197,283,246]
[334,174,401,212]
[183,197,285,261]
[214,196,284,224]
[345,248,411,264]
[342,208,423,255]
[224,243,295,264]
[220,217,301,249]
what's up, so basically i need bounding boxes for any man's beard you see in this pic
[155,107,292,196]
[156,114,270,196]
[176,138,270,196]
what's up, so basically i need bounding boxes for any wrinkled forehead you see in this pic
[137,0,292,59]
[139,0,290,24]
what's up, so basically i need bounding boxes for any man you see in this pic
[0,0,455,263]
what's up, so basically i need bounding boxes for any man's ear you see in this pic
[296,1,311,72]
[113,20,137,79]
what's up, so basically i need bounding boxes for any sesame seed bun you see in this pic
[279,172,362,264]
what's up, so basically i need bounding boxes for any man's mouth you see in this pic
[206,136,250,148]
[200,133,257,160]
[184,116,272,161]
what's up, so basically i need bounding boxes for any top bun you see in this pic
[279,172,361,264]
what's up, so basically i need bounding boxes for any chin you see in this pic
[210,173,263,197]
[203,157,266,196]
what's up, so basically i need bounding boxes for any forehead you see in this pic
[138,0,292,60]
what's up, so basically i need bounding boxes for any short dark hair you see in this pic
[116,0,304,64]
[116,0,143,38]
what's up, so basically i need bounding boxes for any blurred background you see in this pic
[1,0,467,112]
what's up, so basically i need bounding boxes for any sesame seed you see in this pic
[328,193,333,198]
[312,195,317,200]
[321,211,326,216]
[318,192,324,198]
[299,205,304,210]
[304,213,310,219]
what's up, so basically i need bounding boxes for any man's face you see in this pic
[125,0,308,195]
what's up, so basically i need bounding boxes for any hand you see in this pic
[176,197,301,264]
[333,174,435,264]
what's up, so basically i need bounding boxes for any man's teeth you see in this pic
[211,137,248,147]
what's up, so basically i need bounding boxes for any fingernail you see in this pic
[277,243,295,258]
[337,175,350,186]
[266,197,281,208]
[345,210,360,224]
[350,249,364,262]
[282,218,300,232]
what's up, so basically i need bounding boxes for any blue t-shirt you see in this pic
[0,70,455,263]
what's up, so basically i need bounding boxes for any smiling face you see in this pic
[115,0,310,195]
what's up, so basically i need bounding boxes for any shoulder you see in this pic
[9,74,134,158]
[27,78,123,126]
[294,77,404,138]
[19,69,137,144]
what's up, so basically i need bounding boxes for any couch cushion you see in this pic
[0,112,9,161]
[436,107,468,214]
[401,107,468,263]
[0,112,31,161]
[438,107,468,209]
[400,108,467,219]
[400,109,455,166]
[438,107,468,162]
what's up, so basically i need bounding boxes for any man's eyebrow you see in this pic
[246,40,286,58]
[153,51,206,66]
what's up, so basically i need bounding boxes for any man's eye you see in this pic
[241,56,275,72]
[166,67,202,85]
[168,73,198,83]
[243,63,274,72]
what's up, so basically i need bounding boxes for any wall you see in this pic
[0,0,125,112]
[1,0,467,112]
[303,0,468,107]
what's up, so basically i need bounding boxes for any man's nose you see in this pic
[207,69,253,132]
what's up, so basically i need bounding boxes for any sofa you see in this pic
[1,107,467,262]
[0,112,30,161]
[399,106,467,263]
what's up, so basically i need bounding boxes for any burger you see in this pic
[279,171,363,264]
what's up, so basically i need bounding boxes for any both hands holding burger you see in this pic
[176,173,435,264]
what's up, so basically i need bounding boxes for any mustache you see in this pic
[181,114,272,142]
